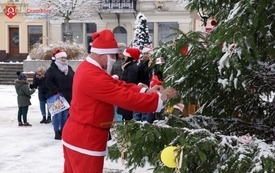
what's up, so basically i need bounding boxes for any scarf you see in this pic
[55,59,69,75]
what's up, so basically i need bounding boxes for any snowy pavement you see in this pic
[0,85,152,173]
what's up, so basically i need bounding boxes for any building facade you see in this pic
[0,0,48,61]
[0,0,211,62]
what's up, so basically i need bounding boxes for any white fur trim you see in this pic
[51,57,55,60]
[112,75,119,79]
[90,47,118,54]
[140,87,147,93]
[62,140,108,156]
[155,92,164,112]
[123,49,131,57]
[55,52,67,59]
[85,56,102,69]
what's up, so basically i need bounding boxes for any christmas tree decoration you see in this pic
[160,146,177,168]
[181,46,188,55]
[108,117,275,172]
[131,13,152,50]
[210,19,217,26]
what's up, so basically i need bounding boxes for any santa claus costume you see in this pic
[62,29,164,173]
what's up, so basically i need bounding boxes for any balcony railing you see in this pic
[99,0,136,11]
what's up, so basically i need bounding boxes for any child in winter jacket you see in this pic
[14,71,36,126]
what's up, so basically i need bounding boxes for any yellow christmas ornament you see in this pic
[160,146,177,168]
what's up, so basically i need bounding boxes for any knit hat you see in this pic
[52,48,67,60]
[123,48,140,61]
[142,47,153,54]
[16,71,27,81]
[90,29,118,54]
[118,43,126,51]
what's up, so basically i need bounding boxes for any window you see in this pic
[62,23,96,52]
[113,26,127,44]
[158,22,179,43]
[28,25,42,51]
[147,22,154,46]
[62,23,83,42]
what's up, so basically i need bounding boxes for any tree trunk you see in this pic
[64,14,72,41]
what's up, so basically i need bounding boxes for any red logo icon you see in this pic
[5,5,17,19]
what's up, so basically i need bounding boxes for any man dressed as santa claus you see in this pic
[62,29,177,173]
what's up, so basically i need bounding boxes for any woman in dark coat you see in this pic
[45,48,75,140]
[31,66,51,124]
[117,48,140,122]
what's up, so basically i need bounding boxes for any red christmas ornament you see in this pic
[211,20,217,26]
[181,46,188,56]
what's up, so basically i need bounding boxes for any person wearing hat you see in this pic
[134,47,154,122]
[116,48,140,121]
[137,47,153,87]
[45,48,75,140]
[61,29,177,173]
[14,71,36,126]
[150,57,165,83]
[111,42,126,78]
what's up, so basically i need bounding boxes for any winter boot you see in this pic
[18,122,23,127]
[40,116,46,124]
[54,131,61,140]
[45,116,51,124]
[23,122,32,127]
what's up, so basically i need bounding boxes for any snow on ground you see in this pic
[0,85,153,173]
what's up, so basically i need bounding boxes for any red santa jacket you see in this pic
[62,57,163,156]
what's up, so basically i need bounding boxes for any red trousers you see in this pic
[63,146,104,173]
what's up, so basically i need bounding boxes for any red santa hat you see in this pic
[90,29,118,54]
[150,75,163,88]
[123,48,140,61]
[52,48,67,60]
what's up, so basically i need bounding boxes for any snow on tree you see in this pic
[25,0,102,37]
[108,0,275,172]
[131,12,152,50]
[25,0,100,59]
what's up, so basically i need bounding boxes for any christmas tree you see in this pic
[108,0,275,172]
[131,13,152,50]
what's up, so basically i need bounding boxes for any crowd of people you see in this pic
[14,29,177,173]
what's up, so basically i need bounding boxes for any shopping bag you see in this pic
[46,93,70,115]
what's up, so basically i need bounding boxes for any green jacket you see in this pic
[14,80,36,107]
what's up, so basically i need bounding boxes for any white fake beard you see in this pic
[106,55,116,74]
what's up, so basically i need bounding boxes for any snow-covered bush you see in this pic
[29,40,88,60]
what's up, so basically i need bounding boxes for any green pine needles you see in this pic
[108,0,275,172]
[108,116,275,173]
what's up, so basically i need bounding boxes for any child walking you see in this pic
[15,71,36,126]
